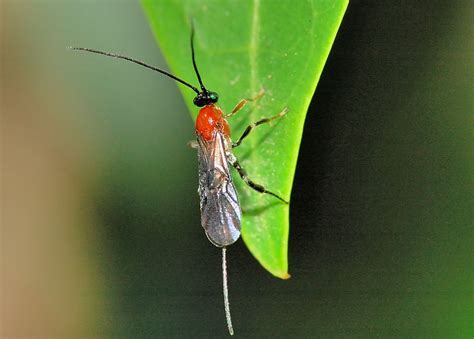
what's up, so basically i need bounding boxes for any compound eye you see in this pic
[209,91,219,103]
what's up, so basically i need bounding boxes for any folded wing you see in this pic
[197,132,242,247]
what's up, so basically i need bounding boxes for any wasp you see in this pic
[70,23,288,336]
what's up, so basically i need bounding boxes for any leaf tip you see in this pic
[271,270,291,280]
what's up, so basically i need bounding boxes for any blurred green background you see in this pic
[1,1,472,338]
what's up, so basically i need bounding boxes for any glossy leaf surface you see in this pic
[141,0,348,278]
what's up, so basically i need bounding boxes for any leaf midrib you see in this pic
[249,0,260,102]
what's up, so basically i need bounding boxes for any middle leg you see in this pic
[232,107,288,148]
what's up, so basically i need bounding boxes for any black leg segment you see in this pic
[232,107,288,148]
[230,158,288,204]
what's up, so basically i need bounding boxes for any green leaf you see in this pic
[141,0,348,278]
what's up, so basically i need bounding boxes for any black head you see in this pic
[193,90,219,107]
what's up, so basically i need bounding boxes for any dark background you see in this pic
[2,1,472,337]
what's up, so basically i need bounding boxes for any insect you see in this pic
[70,23,288,336]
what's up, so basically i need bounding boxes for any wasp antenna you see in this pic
[222,247,234,335]
[190,21,207,92]
[68,46,200,95]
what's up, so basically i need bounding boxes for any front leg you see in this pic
[187,140,199,149]
[224,88,265,119]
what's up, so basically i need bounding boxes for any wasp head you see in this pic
[193,90,219,107]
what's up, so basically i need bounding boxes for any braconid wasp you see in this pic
[70,22,289,336]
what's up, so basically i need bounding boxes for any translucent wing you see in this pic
[197,132,241,247]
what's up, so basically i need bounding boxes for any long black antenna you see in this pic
[68,47,200,95]
[190,22,207,92]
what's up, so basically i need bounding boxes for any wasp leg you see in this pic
[187,140,199,149]
[224,88,265,119]
[232,107,288,148]
[229,156,288,204]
